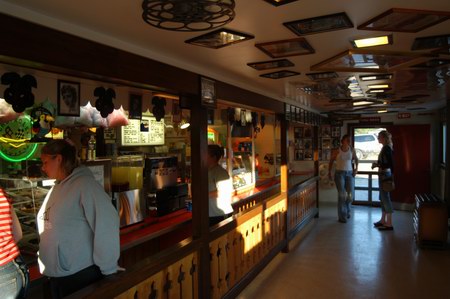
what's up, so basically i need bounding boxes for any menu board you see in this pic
[121,116,165,146]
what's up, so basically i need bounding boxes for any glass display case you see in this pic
[0,176,52,264]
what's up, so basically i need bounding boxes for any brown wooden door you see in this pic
[386,124,430,206]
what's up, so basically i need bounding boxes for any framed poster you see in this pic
[200,76,216,108]
[129,94,142,120]
[57,80,80,116]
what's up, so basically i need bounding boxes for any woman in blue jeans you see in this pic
[328,135,359,223]
[372,130,395,230]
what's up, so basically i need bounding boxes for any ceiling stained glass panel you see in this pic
[310,49,435,73]
[357,8,450,33]
[255,38,315,58]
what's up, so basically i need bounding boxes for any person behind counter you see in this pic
[0,188,29,299]
[208,144,234,226]
[37,139,120,298]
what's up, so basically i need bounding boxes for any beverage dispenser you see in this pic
[111,155,145,227]
[145,156,188,216]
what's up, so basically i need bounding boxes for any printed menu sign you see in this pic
[121,116,165,146]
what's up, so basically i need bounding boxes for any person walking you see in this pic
[372,130,395,230]
[328,134,358,223]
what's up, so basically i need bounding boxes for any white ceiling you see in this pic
[1,0,450,115]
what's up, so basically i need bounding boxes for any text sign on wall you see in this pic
[121,116,165,146]
[397,112,411,119]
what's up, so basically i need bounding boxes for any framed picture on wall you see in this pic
[295,150,304,160]
[304,149,313,160]
[200,76,216,108]
[57,80,80,116]
[129,94,142,120]
[322,138,331,149]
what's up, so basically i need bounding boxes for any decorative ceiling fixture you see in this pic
[142,0,236,32]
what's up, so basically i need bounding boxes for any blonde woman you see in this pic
[372,130,394,230]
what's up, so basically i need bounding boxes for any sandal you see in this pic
[373,221,384,227]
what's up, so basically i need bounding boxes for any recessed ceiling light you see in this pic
[351,35,393,48]
[360,74,393,81]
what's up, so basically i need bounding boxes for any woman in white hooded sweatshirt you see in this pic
[37,139,119,298]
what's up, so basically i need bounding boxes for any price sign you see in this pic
[121,116,165,146]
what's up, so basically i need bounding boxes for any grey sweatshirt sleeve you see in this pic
[81,184,120,275]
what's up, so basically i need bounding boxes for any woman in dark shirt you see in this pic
[372,130,394,230]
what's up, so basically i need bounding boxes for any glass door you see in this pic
[352,126,386,205]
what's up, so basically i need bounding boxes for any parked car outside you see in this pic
[354,134,382,159]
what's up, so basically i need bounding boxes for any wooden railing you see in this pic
[287,177,319,239]
[67,178,318,299]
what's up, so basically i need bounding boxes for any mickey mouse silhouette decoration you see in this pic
[152,96,166,121]
[94,87,116,118]
[1,72,37,113]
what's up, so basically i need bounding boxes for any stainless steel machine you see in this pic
[145,156,188,216]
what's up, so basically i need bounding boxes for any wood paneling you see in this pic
[0,13,199,95]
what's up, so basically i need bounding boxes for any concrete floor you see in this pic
[237,203,450,299]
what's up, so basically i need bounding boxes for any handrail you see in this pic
[288,176,319,196]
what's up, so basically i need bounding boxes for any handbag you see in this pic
[381,177,395,192]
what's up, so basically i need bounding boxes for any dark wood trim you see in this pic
[215,80,284,113]
[222,239,288,299]
[231,183,280,212]
[444,101,450,214]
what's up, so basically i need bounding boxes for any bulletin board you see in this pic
[120,116,165,146]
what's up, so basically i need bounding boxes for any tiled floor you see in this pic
[237,203,450,299]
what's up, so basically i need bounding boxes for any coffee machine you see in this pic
[144,156,188,216]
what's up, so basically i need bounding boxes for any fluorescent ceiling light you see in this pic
[377,109,388,113]
[359,74,393,81]
[368,84,390,89]
[352,35,392,48]
[353,101,374,106]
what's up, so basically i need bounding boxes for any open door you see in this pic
[386,124,430,210]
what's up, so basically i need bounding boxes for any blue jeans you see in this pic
[334,170,354,221]
[379,171,393,213]
[0,259,25,299]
